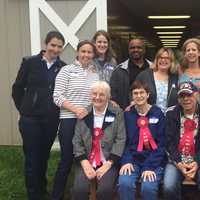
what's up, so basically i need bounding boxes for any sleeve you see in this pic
[108,109,126,164]
[194,131,200,165]
[142,111,167,171]
[165,110,181,164]
[72,119,88,163]
[12,58,30,111]
[53,66,69,107]
[120,112,133,165]
[110,69,120,104]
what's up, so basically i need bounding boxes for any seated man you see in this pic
[118,80,166,200]
[72,81,126,200]
[163,81,200,200]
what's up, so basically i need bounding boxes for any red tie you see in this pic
[137,116,158,152]
[89,128,104,167]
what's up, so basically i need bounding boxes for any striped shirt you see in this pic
[53,60,99,118]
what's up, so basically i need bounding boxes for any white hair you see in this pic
[90,81,111,98]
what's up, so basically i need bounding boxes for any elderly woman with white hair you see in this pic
[72,81,126,200]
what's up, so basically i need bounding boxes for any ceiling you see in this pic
[107,0,200,49]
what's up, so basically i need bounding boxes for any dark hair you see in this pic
[92,30,116,62]
[45,31,65,45]
[77,40,96,54]
[131,80,150,93]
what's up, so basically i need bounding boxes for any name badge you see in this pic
[149,117,159,124]
[105,116,115,122]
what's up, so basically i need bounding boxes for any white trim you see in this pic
[29,0,107,55]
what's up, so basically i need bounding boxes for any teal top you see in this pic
[179,73,200,88]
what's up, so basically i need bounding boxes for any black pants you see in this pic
[19,115,59,200]
[72,164,118,200]
[51,118,77,200]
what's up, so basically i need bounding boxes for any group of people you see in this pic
[11,29,200,200]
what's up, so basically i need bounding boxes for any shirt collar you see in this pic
[93,103,108,117]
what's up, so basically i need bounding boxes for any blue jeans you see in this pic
[163,163,200,200]
[118,164,163,200]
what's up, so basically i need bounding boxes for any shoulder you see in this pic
[165,105,178,117]
[58,59,67,67]
[137,68,153,78]
[149,105,165,118]
[114,59,129,71]
[60,63,79,72]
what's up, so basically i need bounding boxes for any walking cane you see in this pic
[90,178,97,200]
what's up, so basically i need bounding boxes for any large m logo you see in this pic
[29,0,107,54]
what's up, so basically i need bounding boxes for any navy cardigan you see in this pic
[121,105,167,171]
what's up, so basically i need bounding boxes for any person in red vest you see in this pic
[163,81,200,200]
[118,80,166,200]
[72,81,126,200]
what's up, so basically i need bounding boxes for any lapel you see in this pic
[102,109,116,130]
[84,103,116,134]
[85,110,94,134]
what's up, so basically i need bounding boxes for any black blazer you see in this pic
[165,105,200,165]
[136,68,178,108]
[12,51,66,118]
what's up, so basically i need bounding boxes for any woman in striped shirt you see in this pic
[51,40,99,200]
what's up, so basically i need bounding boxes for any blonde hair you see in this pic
[90,81,111,98]
[181,38,200,71]
[151,47,177,74]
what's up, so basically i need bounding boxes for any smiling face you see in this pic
[185,42,200,64]
[45,37,64,60]
[90,87,109,111]
[95,34,109,57]
[77,44,95,67]
[178,92,198,113]
[128,39,145,61]
[157,51,171,72]
[132,88,149,107]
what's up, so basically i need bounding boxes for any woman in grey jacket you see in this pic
[136,47,178,113]
[72,81,126,200]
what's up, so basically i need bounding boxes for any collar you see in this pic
[42,56,57,67]
[93,103,108,117]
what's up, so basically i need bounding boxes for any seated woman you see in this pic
[72,81,126,200]
[118,80,166,200]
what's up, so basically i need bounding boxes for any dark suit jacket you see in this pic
[166,104,200,166]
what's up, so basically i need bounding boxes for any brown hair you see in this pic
[131,80,150,94]
[92,30,116,62]
[45,31,65,45]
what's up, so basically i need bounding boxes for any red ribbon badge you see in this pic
[89,128,104,167]
[137,116,158,152]
[178,119,196,156]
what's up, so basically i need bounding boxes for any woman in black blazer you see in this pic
[136,47,178,113]
[12,31,66,200]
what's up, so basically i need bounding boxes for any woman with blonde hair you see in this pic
[179,38,200,90]
[136,47,178,113]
